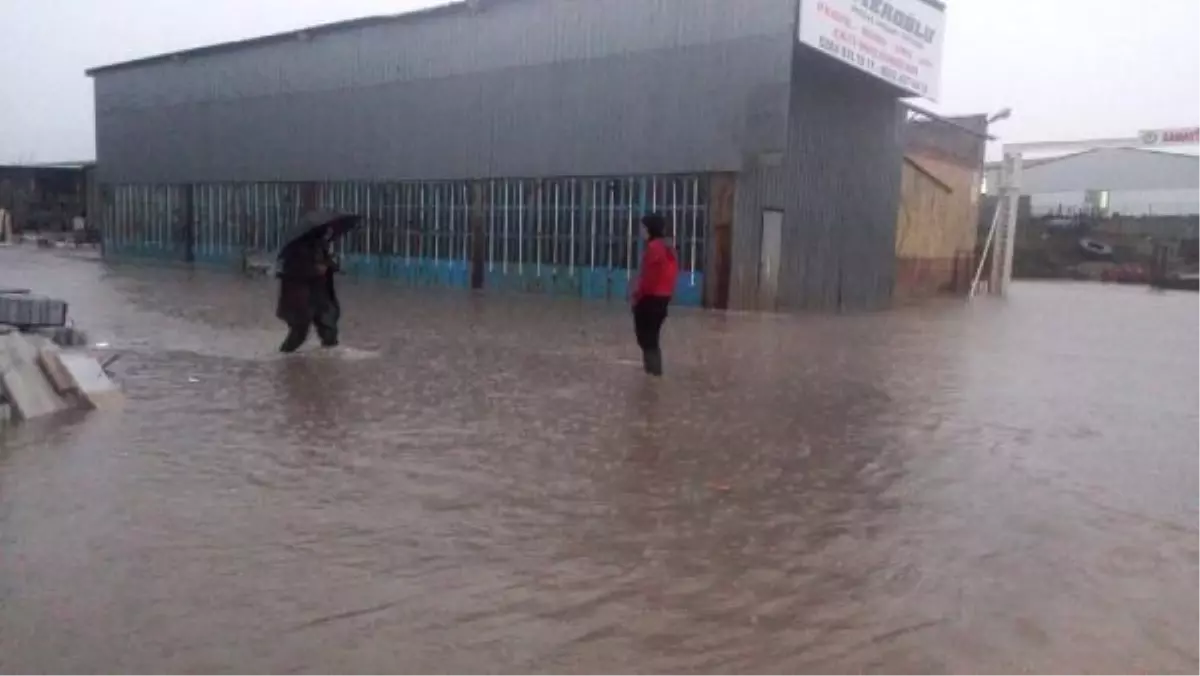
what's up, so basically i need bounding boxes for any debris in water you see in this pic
[0,330,123,420]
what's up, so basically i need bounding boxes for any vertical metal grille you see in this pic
[101,173,709,305]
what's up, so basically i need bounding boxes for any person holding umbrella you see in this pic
[631,212,679,376]
[276,211,360,353]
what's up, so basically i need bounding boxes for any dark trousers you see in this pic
[280,316,338,353]
[633,296,670,375]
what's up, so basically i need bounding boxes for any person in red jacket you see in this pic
[631,213,679,376]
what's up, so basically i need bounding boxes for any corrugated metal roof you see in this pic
[1026,147,1199,167]
[903,113,989,168]
[88,0,949,78]
[1020,147,1199,193]
[86,0,482,76]
[986,147,1200,170]
[984,152,1091,173]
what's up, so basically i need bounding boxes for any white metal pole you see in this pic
[969,199,1002,298]
[998,150,1022,296]
[990,154,1009,294]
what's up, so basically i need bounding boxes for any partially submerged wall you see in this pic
[894,155,979,297]
[731,47,904,312]
[894,114,987,298]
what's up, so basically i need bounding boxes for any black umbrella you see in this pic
[277,210,362,258]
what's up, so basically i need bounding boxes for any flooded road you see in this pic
[1,248,1196,674]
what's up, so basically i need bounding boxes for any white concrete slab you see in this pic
[0,333,69,419]
[37,346,76,395]
[57,352,123,409]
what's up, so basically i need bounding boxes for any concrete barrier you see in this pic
[0,293,68,328]
[0,332,70,420]
[0,287,121,425]
[57,352,122,409]
[0,330,120,424]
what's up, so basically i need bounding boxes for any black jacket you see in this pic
[276,242,340,326]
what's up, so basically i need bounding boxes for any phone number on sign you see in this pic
[818,36,874,71]
[818,36,929,97]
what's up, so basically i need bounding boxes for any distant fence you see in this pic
[1031,203,1200,221]
[101,175,710,306]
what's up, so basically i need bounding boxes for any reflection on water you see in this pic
[0,249,1196,674]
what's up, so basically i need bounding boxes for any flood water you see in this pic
[0,248,1196,674]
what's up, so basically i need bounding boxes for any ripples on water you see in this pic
[0,249,1196,673]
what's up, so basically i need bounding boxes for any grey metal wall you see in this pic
[730,46,904,312]
[93,0,796,184]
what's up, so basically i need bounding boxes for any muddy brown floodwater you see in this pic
[0,248,1196,674]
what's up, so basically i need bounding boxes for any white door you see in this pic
[758,210,783,311]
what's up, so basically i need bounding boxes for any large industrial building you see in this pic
[984,148,1200,218]
[0,163,94,234]
[87,0,948,311]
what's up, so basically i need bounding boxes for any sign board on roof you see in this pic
[798,0,946,101]
[1138,127,1200,147]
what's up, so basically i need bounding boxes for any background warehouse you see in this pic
[88,0,941,311]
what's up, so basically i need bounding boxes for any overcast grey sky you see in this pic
[0,0,1197,163]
